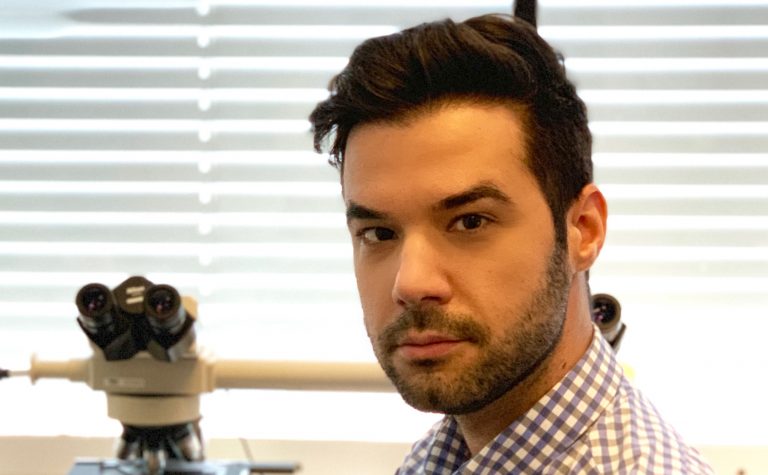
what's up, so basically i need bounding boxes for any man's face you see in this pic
[342,103,573,414]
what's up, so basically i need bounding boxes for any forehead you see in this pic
[341,103,538,208]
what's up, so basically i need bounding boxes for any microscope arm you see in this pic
[212,359,393,392]
[24,352,394,394]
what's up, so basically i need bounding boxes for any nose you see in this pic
[391,234,452,307]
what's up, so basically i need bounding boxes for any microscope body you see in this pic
[72,276,206,472]
[24,275,388,474]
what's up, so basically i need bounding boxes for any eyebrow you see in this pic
[438,183,512,210]
[345,182,512,223]
[346,202,388,223]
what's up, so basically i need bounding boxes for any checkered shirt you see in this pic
[396,330,714,474]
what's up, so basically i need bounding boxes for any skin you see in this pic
[342,102,607,455]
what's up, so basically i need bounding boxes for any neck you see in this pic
[455,274,595,455]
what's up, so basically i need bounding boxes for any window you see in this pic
[1,0,766,446]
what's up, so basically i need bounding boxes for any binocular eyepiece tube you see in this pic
[75,277,195,361]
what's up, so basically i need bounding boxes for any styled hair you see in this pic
[309,13,592,244]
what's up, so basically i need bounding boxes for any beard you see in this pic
[371,244,572,415]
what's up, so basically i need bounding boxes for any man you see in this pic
[310,13,713,474]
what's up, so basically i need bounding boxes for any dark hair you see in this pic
[309,13,592,244]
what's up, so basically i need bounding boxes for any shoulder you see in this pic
[561,377,715,474]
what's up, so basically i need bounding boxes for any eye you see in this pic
[451,214,490,232]
[359,227,397,243]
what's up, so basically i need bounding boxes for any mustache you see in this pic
[378,305,490,354]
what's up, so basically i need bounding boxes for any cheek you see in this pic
[466,238,552,313]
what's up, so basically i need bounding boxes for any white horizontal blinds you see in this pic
[0,1,511,441]
[0,0,766,444]
[0,2,521,366]
[0,1,365,365]
[540,1,768,446]
[543,3,768,303]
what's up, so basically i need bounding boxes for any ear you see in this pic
[566,184,607,272]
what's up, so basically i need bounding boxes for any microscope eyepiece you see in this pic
[592,293,620,327]
[76,283,117,332]
[591,293,626,351]
[145,284,187,335]
[147,286,176,318]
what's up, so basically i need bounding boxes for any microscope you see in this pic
[4,276,392,475]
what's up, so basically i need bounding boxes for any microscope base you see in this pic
[69,459,300,474]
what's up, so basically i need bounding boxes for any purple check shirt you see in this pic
[397,329,714,474]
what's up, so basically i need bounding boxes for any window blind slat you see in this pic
[540,4,768,26]
[593,134,768,153]
[0,67,337,88]
[0,100,317,120]
[0,131,314,150]
[6,97,768,121]
[6,34,768,59]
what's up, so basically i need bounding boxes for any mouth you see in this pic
[394,332,469,361]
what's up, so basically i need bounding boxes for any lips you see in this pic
[395,332,468,360]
